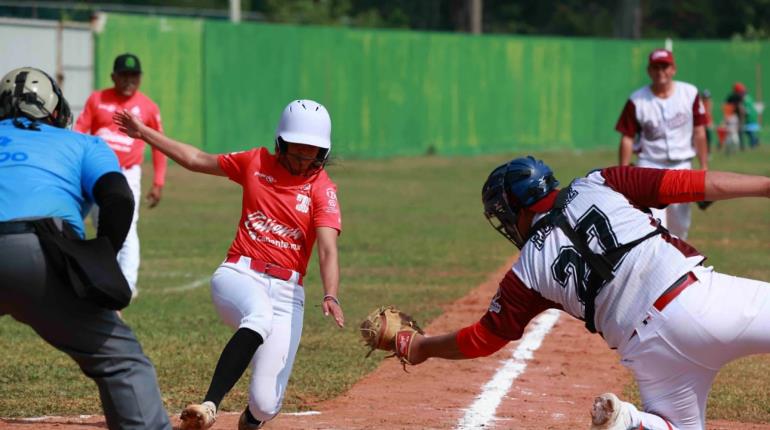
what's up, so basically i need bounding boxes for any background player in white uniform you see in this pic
[385,156,770,430]
[114,100,344,430]
[615,48,708,239]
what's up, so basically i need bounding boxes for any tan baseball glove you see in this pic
[360,306,424,368]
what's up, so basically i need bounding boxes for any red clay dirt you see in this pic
[2,260,768,430]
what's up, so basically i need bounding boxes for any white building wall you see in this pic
[0,17,93,124]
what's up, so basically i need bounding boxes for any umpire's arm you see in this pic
[92,172,135,254]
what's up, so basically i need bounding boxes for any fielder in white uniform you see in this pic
[388,156,770,430]
[114,100,344,430]
[615,48,708,240]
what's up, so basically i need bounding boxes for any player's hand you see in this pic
[322,296,344,328]
[113,109,145,139]
[146,185,162,208]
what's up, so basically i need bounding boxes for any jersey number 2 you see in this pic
[550,206,626,305]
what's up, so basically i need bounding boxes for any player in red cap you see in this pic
[614,48,708,240]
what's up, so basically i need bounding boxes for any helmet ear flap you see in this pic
[53,94,72,128]
[38,69,71,128]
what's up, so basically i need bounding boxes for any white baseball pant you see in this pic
[637,158,692,240]
[616,265,770,430]
[210,256,305,422]
[90,164,142,296]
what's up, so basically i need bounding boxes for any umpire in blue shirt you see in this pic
[0,67,171,429]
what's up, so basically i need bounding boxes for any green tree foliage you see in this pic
[3,0,770,39]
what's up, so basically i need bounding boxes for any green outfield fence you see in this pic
[95,13,770,158]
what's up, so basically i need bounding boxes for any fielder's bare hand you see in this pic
[323,296,344,328]
[146,185,163,208]
[113,109,146,140]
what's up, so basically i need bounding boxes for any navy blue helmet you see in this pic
[482,156,559,248]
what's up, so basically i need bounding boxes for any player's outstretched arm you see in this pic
[113,109,225,176]
[618,135,635,166]
[317,227,344,328]
[704,171,770,201]
[408,332,466,364]
[693,125,709,170]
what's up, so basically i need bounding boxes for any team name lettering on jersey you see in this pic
[245,210,303,240]
[254,171,276,183]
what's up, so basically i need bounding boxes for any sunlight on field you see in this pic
[1,147,768,421]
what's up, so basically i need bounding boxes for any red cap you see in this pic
[648,49,675,66]
[733,82,746,94]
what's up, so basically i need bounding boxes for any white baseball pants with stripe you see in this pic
[210,256,305,422]
[616,265,770,430]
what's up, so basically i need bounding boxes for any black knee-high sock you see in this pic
[203,327,263,408]
[244,406,262,425]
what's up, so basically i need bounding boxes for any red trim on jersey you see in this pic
[615,99,640,138]
[456,321,509,358]
[658,169,706,204]
[659,228,702,258]
[480,271,561,341]
[692,94,707,127]
[528,190,558,213]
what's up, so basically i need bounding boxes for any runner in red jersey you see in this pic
[75,53,167,297]
[114,99,343,430]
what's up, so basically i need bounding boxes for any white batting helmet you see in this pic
[275,99,332,150]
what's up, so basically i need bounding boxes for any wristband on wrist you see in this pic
[323,295,340,306]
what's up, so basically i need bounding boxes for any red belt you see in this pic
[653,271,697,311]
[225,256,302,285]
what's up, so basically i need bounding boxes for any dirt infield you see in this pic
[2,261,769,430]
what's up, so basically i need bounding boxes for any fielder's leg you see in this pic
[117,164,142,296]
[618,265,770,430]
[665,202,691,240]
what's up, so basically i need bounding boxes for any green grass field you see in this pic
[1,146,769,422]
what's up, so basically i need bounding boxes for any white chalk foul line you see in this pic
[158,276,210,293]
[455,309,561,430]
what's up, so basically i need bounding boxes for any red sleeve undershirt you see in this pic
[600,166,706,208]
[456,271,559,358]
[615,99,639,138]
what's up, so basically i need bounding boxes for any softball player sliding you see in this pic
[392,156,770,430]
[114,100,344,430]
[615,48,709,240]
